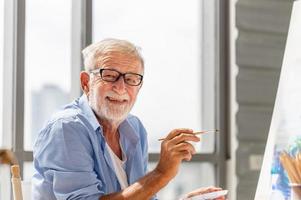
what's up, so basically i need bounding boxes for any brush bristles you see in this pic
[280,152,301,184]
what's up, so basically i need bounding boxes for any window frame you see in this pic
[4,0,229,189]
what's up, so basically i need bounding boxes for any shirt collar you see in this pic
[78,94,101,131]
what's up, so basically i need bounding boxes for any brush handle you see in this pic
[158,130,218,141]
[11,165,23,200]
[11,178,23,200]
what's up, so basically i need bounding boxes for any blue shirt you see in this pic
[32,95,157,200]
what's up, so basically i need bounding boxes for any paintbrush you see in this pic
[158,129,219,141]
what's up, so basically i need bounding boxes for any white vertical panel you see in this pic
[255,1,301,199]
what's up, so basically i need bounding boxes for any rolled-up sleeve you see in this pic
[33,118,103,200]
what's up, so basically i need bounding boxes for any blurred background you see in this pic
[0,0,295,199]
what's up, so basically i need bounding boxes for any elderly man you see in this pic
[32,39,226,200]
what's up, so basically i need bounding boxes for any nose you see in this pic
[112,76,127,94]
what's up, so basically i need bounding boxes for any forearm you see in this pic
[100,168,170,200]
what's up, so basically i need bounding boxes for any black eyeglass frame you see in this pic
[90,68,144,86]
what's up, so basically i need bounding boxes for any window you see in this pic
[0,1,9,200]
[24,0,72,151]
[2,0,227,198]
[1,0,83,186]
[93,0,221,198]
[0,0,4,147]
[93,0,215,152]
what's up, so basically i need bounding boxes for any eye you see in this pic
[103,74,117,78]
[125,77,136,84]
[101,70,119,81]
[124,74,142,85]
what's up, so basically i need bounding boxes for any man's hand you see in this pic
[155,128,200,180]
[184,187,227,200]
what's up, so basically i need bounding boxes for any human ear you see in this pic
[80,71,90,94]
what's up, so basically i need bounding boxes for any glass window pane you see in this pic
[23,162,33,200]
[0,0,4,147]
[149,162,215,199]
[23,161,34,181]
[93,0,215,153]
[0,165,11,200]
[24,0,72,151]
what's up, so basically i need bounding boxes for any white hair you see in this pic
[82,38,144,72]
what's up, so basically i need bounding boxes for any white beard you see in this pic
[89,90,134,123]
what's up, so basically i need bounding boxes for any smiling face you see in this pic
[83,52,143,123]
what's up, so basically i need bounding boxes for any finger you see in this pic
[165,128,193,140]
[186,189,209,197]
[169,133,200,145]
[180,150,193,161]
[208,187,222,192]
[186,187,222,198]
[168,150,192,162]
[172,142,196,154]
[197,187,220,194]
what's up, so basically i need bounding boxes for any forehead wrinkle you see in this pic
[96,52,143,74]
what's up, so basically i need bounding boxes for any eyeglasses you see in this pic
[90,68,143,86]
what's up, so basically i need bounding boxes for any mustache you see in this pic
[105,91,130,101]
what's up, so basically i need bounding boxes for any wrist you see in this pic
[153,167,172,185]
